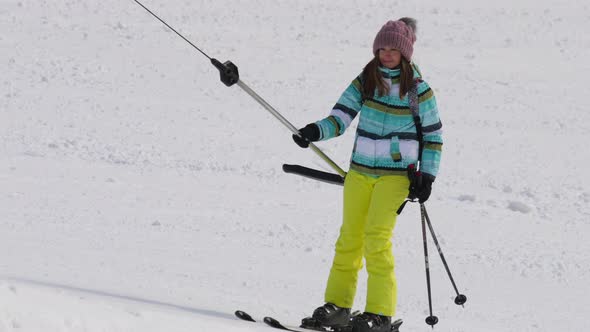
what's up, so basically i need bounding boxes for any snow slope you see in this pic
[2,0,590,331]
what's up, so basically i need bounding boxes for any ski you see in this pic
[263,316,403,332]
[236,311,319,332]
[264,316,334,332]
[235,310,257,322]
[238,309,402,332]
[263,310,362,332]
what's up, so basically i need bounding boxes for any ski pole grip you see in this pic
[211,58,239,86]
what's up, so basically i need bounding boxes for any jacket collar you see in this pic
[379,66,401,78]
[378,65,423,79]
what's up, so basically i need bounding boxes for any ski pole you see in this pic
[421,204,439,327]
[421,204,467,306]
[131,0,347,178]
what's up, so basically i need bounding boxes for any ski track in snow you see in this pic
[2,0,590,331]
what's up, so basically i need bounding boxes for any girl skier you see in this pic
[292,18,443,332]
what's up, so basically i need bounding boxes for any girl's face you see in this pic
[378,48,402,69]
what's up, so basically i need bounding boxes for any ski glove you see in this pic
[292,123,320,148]
[416,175,434,203]
[408,167,435,204]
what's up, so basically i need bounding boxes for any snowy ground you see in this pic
[2,0,590,331]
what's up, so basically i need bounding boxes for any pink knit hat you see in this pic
[373,18,417,60]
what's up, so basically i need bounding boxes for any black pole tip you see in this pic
[425,315,438,326]
[455,294,467,305]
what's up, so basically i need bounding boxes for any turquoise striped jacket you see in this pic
[315,66,443,179]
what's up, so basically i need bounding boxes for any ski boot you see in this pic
[301,303,352,331]
[350,312,391,332]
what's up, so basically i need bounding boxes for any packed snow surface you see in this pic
[2,0,589,331]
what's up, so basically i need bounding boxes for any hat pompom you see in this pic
[399,17,417,34]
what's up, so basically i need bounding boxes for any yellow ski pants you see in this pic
[324,170,409,317]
